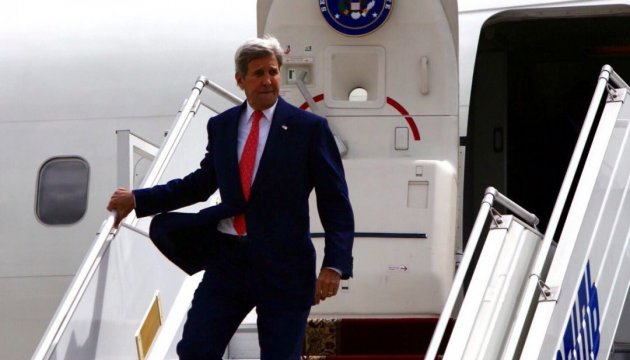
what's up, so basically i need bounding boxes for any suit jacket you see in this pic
[133,97,354,307]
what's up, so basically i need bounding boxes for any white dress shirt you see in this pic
[216,101,276,235]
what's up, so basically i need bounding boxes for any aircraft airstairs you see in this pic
[426,65,630,360]
[32,77,245,360]
[33,65,630,360]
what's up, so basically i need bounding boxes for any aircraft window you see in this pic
[36,157,89,225]
[349,87,368,102]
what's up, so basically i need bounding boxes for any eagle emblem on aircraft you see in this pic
[339,0,375,20]
[319,0,393,36]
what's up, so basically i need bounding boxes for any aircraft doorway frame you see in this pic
[462,4,630,242]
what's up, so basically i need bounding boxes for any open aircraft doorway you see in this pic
[463,5,630,240]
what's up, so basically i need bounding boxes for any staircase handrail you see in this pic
[504,65,626,358]
[32,76,242,359]
[427,65,629,360]
[136,76,242,193]
[425,187,538,360]
[518,66,630,358]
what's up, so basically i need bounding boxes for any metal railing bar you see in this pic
[203,78,243,105]
[426,186,541,359]
[503,65,614,358]
[522,64,611,296]
[426,188,497,360]
[487,187,539,227]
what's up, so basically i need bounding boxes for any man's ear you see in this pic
[235,73,243,89]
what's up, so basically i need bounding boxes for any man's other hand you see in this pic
[314,268,341,305]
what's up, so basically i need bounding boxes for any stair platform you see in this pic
[303,317,452,359]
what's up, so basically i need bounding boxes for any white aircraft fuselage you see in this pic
[4,0,630,358]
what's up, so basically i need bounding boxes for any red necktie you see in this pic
[233,110,263,235]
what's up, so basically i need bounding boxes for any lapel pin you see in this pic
[281,125,288,130]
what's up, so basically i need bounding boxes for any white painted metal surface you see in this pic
[521,75,630,359]
[427,187,542,360]
[311,159,457,315]
[442,215,543,359]
[266,0,459,317]
[434,67,630,360]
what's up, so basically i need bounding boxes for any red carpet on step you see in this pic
[338,318,442,355]
[303,317,453,358]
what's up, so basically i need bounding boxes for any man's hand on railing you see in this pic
[107,188,135,228]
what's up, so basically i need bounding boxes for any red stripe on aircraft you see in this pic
[298,94,421,141]
[386,97,421,141]
[299,94,325,110]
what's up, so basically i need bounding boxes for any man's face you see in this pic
[236,55,280,111]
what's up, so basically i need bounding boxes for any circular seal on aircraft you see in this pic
[319,0,393,36]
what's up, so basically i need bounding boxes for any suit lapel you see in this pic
[251,98,292,195]
[222,103,247,203]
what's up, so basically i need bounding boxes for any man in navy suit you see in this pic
[107,36,354,360]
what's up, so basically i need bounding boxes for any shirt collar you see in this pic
[245,100,277,123]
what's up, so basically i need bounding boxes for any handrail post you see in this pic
[425,188,495,360]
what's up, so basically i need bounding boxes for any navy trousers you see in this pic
[149,212,218,275]
[150,214,310,359]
